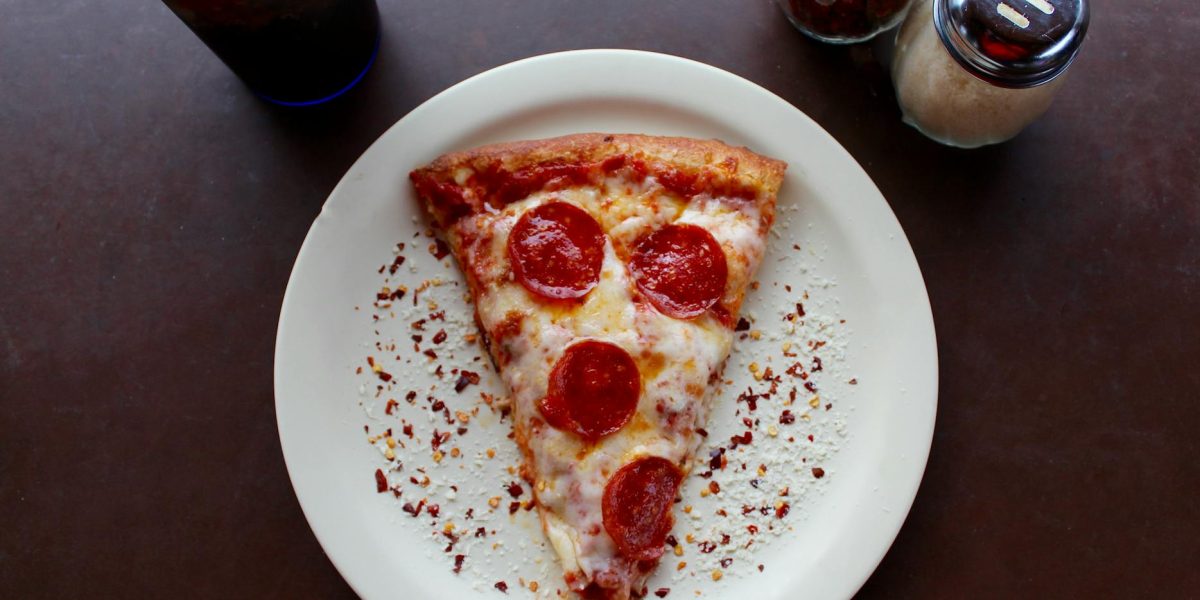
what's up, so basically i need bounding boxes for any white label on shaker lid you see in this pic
[997,3,1031,28]
[1023,0,1055,15]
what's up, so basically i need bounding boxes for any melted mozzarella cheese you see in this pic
[462,178,765,582]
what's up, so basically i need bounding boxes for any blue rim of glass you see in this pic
[255,33,381,107]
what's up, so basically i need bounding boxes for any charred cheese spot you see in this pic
[637,351,668,382]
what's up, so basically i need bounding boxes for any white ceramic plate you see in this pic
[275,49,937,600]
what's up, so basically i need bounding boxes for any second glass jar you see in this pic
[776,0,914,44]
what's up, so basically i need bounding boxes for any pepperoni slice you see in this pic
[602,456,683,561]
[539,340,640,440]
[507,202,606,300]
[629,224,728,319]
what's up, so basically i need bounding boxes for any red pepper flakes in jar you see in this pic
[777,0,913,44]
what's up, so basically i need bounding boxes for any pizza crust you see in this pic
[413,133,785,188]
[411,133,785,232]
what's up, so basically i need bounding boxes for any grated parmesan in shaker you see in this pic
[892,0,1089,148]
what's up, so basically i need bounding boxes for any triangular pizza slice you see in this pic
[410,134,785,599]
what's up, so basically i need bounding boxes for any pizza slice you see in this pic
[410,133,785,598]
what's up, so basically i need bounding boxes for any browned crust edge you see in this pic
[411,133,786,194]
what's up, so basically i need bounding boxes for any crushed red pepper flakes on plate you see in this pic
[455,370,480,393]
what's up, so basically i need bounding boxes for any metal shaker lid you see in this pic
[934,0,1090,88]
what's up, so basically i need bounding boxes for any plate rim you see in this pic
[274,48,938,599]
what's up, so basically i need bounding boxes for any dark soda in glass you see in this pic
[164,0,380,106]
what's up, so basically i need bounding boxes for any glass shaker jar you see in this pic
[776,0,916,44]
[892,0,1089,147]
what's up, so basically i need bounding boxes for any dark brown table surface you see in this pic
[3,0,1198,597]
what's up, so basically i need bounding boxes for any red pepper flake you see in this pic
[432,330,448,344]
[655,589,671,598]
[720,557,733,568]
[734,317,751,331]
[474,526,487,538]
[411,334,423,343]
[780,410,795,425]
[374,469,387,493]
[803,381,818,394]
[696,428,708,437]
[776,502,791,518]
[453,554,465,574]
[736,388,759,412]
[812,467,826,479]
[796,302,805,317]
[708,447,726,471]
[431,429,451,451]
[431,399,445,412]
[811,356,823,372]
[402,499,425,517]
[405,391,417,402]
[385,399,399,415]
[747,524,759,535]
[402,423,414,438]
[729,431,753,448]
[388,255,407,275]
[423,349,438,360]
[412,319,426,330]
[390,287,406,301]
[494,581,508,593]
[720,533,731,545]
[430,239,451,260]
[708,481,721,495]
[507,502,520,515]
[378,371,393,382]
[506,482,524,498]
[698,541,717,554]
[427,504,441,518]
[758,564,765,572]
[665,534,678,548]
[849,378,858,385]
[455,370,480,393]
